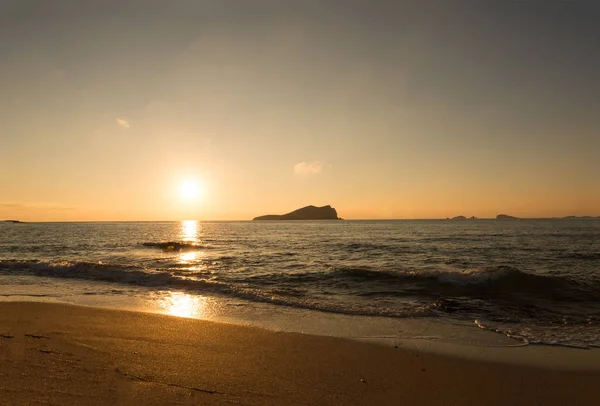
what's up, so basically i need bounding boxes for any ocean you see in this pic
[1,219,599,348]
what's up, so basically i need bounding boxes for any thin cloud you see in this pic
[0,202,75,211]
[294,161,323,175]
[0,202,24,209]
[116,118,130,129]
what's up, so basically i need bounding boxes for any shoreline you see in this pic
[3,293,600,369]
[1,302,599,405]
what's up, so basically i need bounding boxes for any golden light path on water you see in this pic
[179,251,197,262]
[179,219,203,265]
[181,219,198,242]
[159,292,209,318]
[157,220,207,318]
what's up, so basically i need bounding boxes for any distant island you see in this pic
[496,214,519,220]
[3,220,24,223]
[444,214,599,220]
[253,205,341,220]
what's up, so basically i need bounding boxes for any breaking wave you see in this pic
[2,260,599,315]
[0,259,431,318]
[301,265,600,303]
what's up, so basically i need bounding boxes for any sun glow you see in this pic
[160,292,207,318]
[179,179,203,201]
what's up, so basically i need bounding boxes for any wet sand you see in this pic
[0,302,599,405]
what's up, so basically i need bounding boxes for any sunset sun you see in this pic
[179,179,203,202]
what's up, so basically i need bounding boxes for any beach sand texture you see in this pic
[1,302,599,406]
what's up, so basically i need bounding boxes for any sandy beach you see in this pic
[0,302,598,405]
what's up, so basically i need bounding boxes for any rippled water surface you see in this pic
[1,219,599,347]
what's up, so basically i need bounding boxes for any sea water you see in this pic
[1,219,599,348]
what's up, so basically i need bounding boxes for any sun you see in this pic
[179,179,203,201]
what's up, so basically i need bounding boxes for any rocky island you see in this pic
[253,205,341,220]
[496,214,519,220]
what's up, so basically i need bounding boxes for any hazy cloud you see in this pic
[116,118,130,129]
[0,202,75,211]
[294,161,323,175]
[0,202,24,209]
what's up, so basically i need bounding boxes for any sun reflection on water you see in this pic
[179,251,197,262]
[160,292,207,318]
[181,220,198,242]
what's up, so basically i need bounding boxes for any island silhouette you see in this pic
[496,214,519,220]
[253,205,341,220]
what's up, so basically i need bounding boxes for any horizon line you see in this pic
[3,216,600,223]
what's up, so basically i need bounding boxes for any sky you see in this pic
[1,1,599,221]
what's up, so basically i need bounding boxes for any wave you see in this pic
[0,260,196,287]
[0,259,430,318]
[343,242,396,251]
[2,260,599,320]
[558,252,600,261]
[141,242,210,250]
[314,265,600,302]
[337,242,417,255]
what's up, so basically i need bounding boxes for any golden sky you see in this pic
[1,2,599,221]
